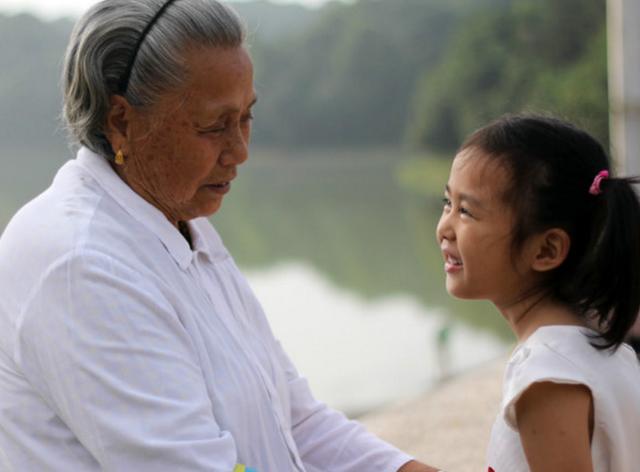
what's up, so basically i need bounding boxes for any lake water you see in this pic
[2,147,512,415]
[247,261,506,415]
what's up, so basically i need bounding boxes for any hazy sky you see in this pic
[0,0,337,20]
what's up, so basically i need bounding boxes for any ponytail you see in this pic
[576,177,640,350]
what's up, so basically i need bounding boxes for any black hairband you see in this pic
[118,0,179,94]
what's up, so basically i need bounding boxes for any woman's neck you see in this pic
[178,221,193,249]
[498,293,586,343]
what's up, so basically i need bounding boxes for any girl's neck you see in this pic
[498,293,586,343]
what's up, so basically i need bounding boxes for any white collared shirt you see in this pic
[0,147,412,472]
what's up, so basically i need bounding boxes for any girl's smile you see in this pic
[440,242,463,273]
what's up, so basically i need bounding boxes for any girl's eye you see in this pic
[459,206,474,218]
[442,195,474,218]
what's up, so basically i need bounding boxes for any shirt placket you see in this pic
[190,256,306,472]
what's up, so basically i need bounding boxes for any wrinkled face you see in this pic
[120,45,256,226]
[435,148,535,307]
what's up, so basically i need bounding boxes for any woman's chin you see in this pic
[177,198,224,222]
[201,201,224,219]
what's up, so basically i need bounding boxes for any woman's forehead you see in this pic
[184,46,253,85]
[164,46,256,116]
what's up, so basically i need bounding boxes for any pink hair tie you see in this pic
[589,170,609,195]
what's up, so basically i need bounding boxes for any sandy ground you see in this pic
[361,356,507,472]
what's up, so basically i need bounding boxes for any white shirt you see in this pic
[486,325,640,472]
[0,147,412,472]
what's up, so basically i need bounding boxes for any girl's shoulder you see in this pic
[501,325,640,429]
[521,324,638,369]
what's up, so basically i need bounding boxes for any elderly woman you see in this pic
[0,1,438,471]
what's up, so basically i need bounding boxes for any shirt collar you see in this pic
[76,147,195,270]
[189,217,230,263]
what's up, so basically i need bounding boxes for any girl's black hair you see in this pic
[462,114,640,350]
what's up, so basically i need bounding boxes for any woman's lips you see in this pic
[205,181,231,195]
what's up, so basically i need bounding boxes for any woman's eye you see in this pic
[199,125,225,134]
[241,112,254,124]
[197,118,228,133]
[442,197,452,208]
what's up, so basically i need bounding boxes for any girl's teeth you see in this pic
[448,256,462,266]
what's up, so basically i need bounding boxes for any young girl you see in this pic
[436,114,640,471]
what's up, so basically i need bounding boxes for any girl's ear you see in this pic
[529,228,571,272]
[105,94,134,155]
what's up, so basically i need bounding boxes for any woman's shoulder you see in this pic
[2,161,138,263]
[0,160,166,307]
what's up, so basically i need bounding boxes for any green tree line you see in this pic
[0,0,608,156]
[406,0,608,151]
[254,0,607,151]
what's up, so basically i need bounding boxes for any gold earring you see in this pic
[115,150,125,165]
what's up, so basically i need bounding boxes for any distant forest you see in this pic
[0,0,608,155]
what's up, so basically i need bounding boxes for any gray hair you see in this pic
[62,0,246,159]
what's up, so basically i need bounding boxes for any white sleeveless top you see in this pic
[486,325,640,472]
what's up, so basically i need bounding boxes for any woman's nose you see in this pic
[220,126,249,167]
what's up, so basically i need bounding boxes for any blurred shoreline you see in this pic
[361,355,508,472]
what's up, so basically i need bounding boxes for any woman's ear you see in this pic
[529,228,571,272]
[105,95,133,154]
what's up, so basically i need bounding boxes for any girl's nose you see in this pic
[436,211,454,244]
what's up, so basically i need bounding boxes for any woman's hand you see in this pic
[398,460,440,472]
[516,381,594,472]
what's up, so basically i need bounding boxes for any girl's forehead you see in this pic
[450,148,511,197]
[453,147,495,170]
